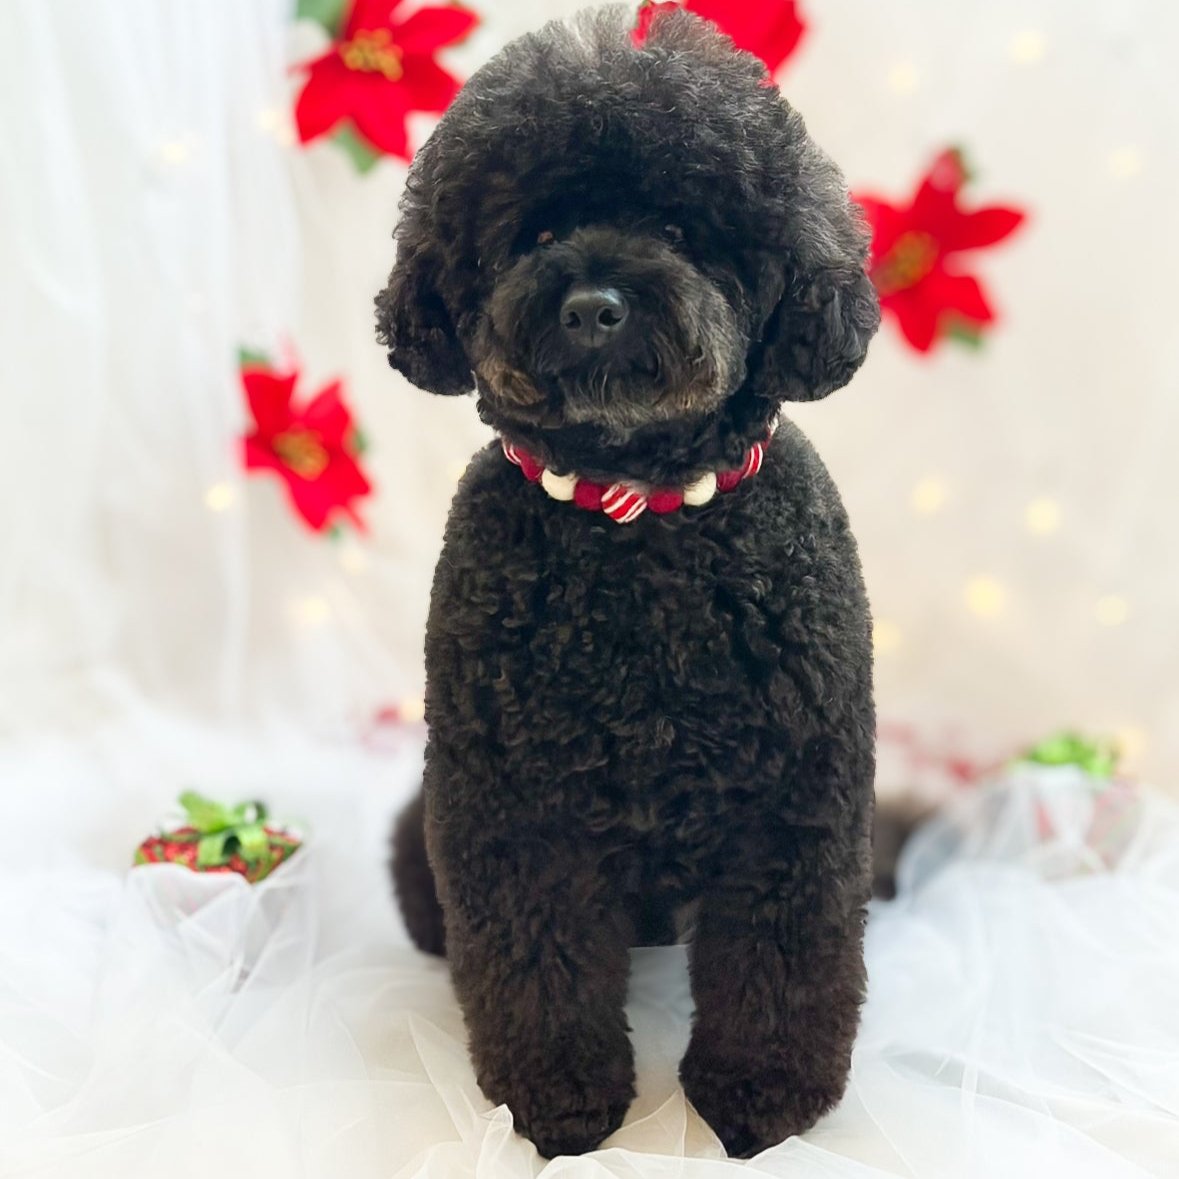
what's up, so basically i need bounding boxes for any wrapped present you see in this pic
[134,792,300,883]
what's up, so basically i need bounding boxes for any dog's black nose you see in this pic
[560,286,629,347]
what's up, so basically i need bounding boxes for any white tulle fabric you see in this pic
[2,716,1177,1178]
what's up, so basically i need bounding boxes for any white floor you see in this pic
[3,715,1177,1178]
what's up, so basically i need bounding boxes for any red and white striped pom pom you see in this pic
[740,440,765,480]
[601,483,648,523]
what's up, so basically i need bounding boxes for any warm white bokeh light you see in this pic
[1024,498,1061,534]
[1095,595,1130,627]
[910,478,947,515]
[965,577,1006,618]
[204,483,236,512]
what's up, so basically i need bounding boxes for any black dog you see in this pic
[379,5,879,1159]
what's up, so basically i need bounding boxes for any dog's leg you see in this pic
[679,821,871,1157]
[434,834,636,1158]
[390,790,446,956]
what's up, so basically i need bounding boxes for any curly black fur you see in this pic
[377,4,880,1159]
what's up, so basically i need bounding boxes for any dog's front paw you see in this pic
[482,1052,635,1158]
[680,1047,844,1158]
[518,1095,632,1159]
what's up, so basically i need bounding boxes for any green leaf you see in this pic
[333,123,383,174]
[180,791,237,833]
[237,346,272,370]
[234,823,271,863]
[180,792,266,834]
[943,320,985,350]
[350,426,369,455]
[196,830,234,868]
[947,144,976,185]
[296,0,348,37]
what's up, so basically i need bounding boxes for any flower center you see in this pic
[339,28,404,81]
[871,230,939,296]
[274,428,330,479]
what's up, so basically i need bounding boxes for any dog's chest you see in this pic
[429,483,821,834]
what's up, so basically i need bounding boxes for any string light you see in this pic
[256,107,296,146]
[873,619,902,655]
[204,483,235,512]
[158,139,193,166]
[1008,30,1046,64]
[910,477,947,515]
[965,576,1006,617]
[1108,147,1144,179]
[887,62,920,94]
[1094,595,1130,627]
[399,695,426,723]
[1114,725,1147,766]
[291,596,332,626]
[339,542,369,575]
[1024,497,1061,534]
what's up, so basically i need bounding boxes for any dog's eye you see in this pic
[663,224,684,245]
[537,230,555,246]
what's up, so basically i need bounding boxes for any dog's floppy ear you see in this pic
[749,197,881,405]
[375,242,474,397]
[773,262,880,403]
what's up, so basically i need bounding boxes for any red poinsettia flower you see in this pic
[241,362,372,533]
[855,149,1027,353]
[295,0,478,161]
[632,0,806,76]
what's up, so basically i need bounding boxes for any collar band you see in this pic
[500,429,773,524]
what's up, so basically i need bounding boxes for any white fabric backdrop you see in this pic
[3,0,1177,780]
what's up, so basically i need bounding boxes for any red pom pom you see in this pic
[517,451,544,482]
[648,489,685,513]
[715,469,743,492]
[574,480,606,510]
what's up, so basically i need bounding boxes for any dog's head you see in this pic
[377,5,878,457]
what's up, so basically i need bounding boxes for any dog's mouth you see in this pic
[475,317,744,433]
[475,350,723,433]
[561,358,728,428]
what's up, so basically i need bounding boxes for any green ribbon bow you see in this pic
[179,791,271,868]
[1019,732,1120,780]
